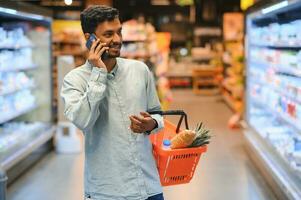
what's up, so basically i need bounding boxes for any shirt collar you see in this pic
[110,61,118,77]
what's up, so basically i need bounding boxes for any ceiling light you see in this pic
[262,1,288,14]
[64,0,73,6]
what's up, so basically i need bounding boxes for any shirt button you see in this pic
[107,74,114,80]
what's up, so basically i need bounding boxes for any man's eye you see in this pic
[104,33,112,37]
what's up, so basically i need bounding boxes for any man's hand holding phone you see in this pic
[87,35,109,69]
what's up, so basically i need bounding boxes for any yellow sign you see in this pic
[176,0,194,6]
[241,0,254,10]
[52,20,82,34]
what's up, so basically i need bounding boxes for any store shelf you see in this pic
[122,39,147,43]
[0,64,38,72]
[272,87,301,105]
[121,53,151,59]
[0,126,55,170]
[0,105,37,124]
[249,77,301,105]
[222,82,235,94]
[251,97,301,135]
[0,45,35,50]
[251,123,300,173]
[53,50,86,57]
[249,61,301,78]
[250,43,301,50]
[52,39,81,45]
[0,84,36,96]
[276,67,301,78]
[191,54,215,61]
[244,127,301,199]
[224,39,243,43]
[222,91,238,112]
[245,1,301,199]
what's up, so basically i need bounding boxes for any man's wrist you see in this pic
[146,118,158,135]
[152,118,158,129]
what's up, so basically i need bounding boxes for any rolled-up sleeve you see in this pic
[60,66,108,131]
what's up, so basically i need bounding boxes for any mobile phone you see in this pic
[86,33,109,60]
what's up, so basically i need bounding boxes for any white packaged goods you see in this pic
[55,122,81,154]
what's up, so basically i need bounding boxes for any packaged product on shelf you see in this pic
[0,27,32,48]
[269,23,281,44]
[14,90,35,110]
[292,137,301,165]
[297,50,301,69]
[280,24,293,45]
[0,122,49,157]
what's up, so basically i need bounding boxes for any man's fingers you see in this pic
[97,47,109,59]
[129,116,142,125]
[90,38,100,53]
[131,115,146,123]
[132,115,149,124]
[129,116,146,133]
[140,112,151,118]
[131,124,143,133]
[95,42,106,55]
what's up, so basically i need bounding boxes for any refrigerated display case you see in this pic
[244,1,301,199]
[0,4,55,184]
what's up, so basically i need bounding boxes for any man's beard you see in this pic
[107,42,122,58]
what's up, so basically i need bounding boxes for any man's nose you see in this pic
[113,33,122,42]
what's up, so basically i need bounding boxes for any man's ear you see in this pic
[84,33,90,40]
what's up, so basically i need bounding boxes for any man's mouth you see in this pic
[109,44,122,49]
[110,47,121,50]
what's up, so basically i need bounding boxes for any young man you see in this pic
[60,5,165,200]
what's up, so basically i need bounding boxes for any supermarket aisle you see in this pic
[162,90,276,200]
[7,90,276,200]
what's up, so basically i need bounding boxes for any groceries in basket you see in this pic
[148,110,209,186]
[170,122,211,149]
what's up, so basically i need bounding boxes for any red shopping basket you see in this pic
[149,110,207,186]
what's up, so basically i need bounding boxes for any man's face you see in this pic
[94,18,122,58]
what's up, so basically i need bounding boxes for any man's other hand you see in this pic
[129,112,156,134]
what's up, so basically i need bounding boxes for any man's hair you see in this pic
[80,5,119,34]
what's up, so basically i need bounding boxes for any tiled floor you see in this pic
[7,90,277,200]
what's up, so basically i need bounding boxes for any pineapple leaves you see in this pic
[189,122,211,148]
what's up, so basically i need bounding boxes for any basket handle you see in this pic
[148,110,189,133]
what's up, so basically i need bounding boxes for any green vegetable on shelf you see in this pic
[188,122,211,148]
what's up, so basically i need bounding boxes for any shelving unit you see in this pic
[244,1,301,199]
[51,20,87,116]
[52,36,87,66]
[0,105,38,124]
[0,64,38,72]
[0,84,36,96]
[120,20,155,63]
[222,12,244,113]
[0,4,54,188]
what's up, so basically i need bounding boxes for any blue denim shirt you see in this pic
[61,58,164,200]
